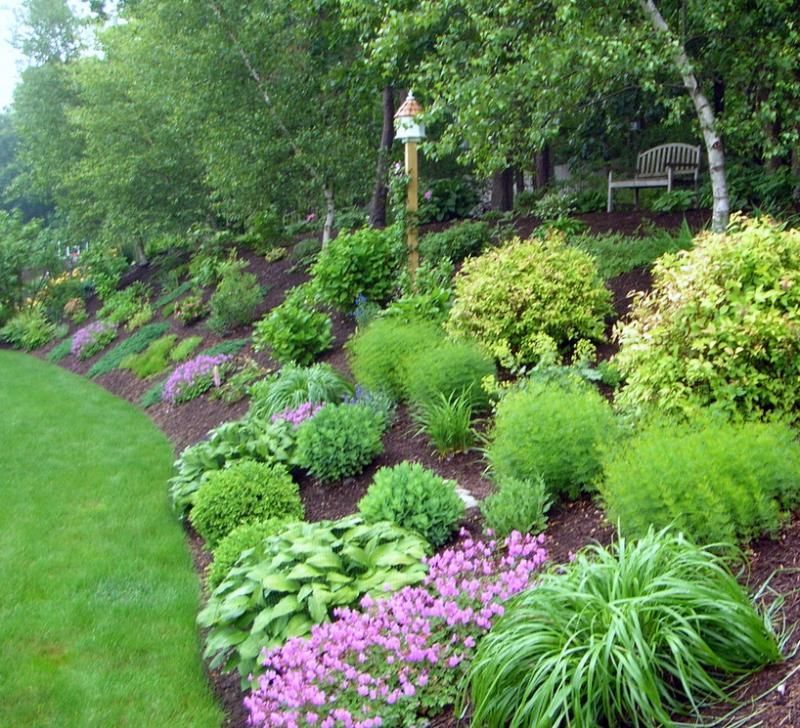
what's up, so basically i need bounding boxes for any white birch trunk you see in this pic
[322,185,335,247]
[639,0,729,231]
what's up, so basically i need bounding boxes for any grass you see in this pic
[0,350,222,727]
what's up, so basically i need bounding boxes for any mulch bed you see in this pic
[28,208,800,727]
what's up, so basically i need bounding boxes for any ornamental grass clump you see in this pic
[467,529,781,728]
[245,530,549,727]
[70,320,117,359]
[162,352,231,404]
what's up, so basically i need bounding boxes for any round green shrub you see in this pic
[615,216,800,423]
[208,270,263,334]
[600,416,800,545]
[189,460,303,547]
[311,227,400,311]
[358,461,465,547]
[347,318,444,400]
[405,339,495,412]
[486,379,617,499]
[294,403,384,483]
[446,235,612,367]
[208,516,292,588]
[419,220,491,264]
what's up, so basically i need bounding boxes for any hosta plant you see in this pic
[198,515,429,681]
[467,529,781,727]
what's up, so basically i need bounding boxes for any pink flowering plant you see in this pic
[163,353,232,405]
[71,320,117,359]
[271,401,324,427]
[245,530,549,727]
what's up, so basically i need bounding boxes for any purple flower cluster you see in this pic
[245,530,548,728]
[271,401,324,427]
[70,320,115,357]
[163,353,231,404]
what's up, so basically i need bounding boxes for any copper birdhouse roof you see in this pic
[395,94,423,118]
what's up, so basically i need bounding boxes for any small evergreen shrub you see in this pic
[189,460,303,547]
[208,270,263,334]
[413,390,476,456]
[120,334,177,378]
[347,318,444,400]
[358,461,464,547]
[140,379,165,408]
[481,475,552,537]
[467,529,781,727]
[419,221,491,264]
[486,379,617,499]
[87,322,170,378]
[46,336,72,362]
[601,416,800,545]
[0,306,56,350]
[170,335,203,362]
[311,227,400,311]
[446,235,612,367]
[174,291,208,324]
[253,286,333,365]
[294,403,384,482]
[405,339,495,412]
[208,517,292,588]
[615,216,800,423]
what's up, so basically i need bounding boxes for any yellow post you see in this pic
[404,140,419,278]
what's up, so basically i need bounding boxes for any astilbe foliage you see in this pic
[245,530,549,727]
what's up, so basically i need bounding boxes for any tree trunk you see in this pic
[639,0,729,231]
[792,146,800,202]
[534,146,551,189]
[323,185,335,246]
[368,86,395,228]
[491,168,514,211]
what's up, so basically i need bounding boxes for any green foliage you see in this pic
[358,461,464,548]
[405,339,495,412]
[419,221,491,265]
[601,416,800,545]
[0,306,56,350]
[487,379,617,500]
[80,244,129,300]
[197,515,429,680]
[383,259,455,325]
[615,217,800,422]
[651,188,696,212]
[413,390,476,456]
[311,227,400,311]
[481,475,552,537]
[253,286,333,365]
[154,279,194,309]
[87,322,170,378]
[0,212,51,321]
[294,403,384,483]
[418,177,479,223]
[99,282,152,327]
[189,460,303,548]
[45,336,73,363]
[201,339,249,358]
[290,237,322,268]
[140,379,165,409]
[446,235,612,368]
[247,363,353,420]
[174,291,208,325]
[570,220,694,279]
[532,188,578,220]
[169,418,297,518]
[120,335,178,378]
[170,335,203,362]
[210,359,268,404]
[347,318,444,400]
[208,517,293,589]
[40,273,87,324]
[467,529,781,727]
[75,324,118,360]
[208,269,263,334]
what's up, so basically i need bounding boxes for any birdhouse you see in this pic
[394,92,426,143]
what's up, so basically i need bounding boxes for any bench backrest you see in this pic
[636,143,701,178]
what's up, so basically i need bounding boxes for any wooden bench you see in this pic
[607,143,701,212]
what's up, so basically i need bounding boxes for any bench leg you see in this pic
[607,186,613,212]
[634,187,640,210]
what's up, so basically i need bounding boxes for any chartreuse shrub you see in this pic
[358,462,464,547]
[481,475,552,537]
[486,379,617,499]
[405,339,495,412]
[120,334,178,378]
[208,516,293,588]
[86,322,170,378]
[601,416,800,545]
[311,227,400,311]
[247,363,353,420]
[467,529,781,728]
[294,402,385,482]
[615,216,800,423]
[446,235,612,367]
[0,306,56,350]
[189,460,303,547]
[253,285,333,365]
[419,220,491,264]
[169,418,297,518]
[198,515,429,681]
[347,318,444,400]
[170,335,203,362]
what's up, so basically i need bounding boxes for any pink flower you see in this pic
[423,189,433,201]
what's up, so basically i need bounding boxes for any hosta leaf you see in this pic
[285,613,314,639]
[238,634,268,660]
[306,549,343,570]
[307,593,327,623]
[259,573,300,593]
[287,563,323,580]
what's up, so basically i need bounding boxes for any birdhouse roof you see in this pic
[395,94,423,118]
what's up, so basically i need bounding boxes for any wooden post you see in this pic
[405,141,419,278]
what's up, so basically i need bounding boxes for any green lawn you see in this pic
[0,350,221,727]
